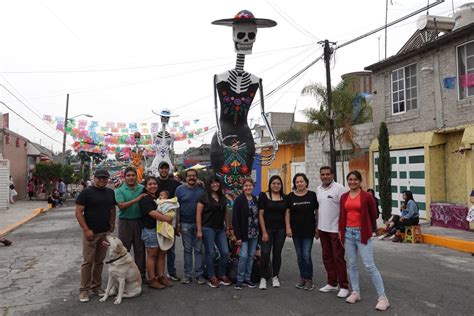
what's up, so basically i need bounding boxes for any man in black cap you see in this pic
[75,169,117,303]
[156,161,182,281]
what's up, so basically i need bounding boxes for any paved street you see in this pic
[1,204,473,316]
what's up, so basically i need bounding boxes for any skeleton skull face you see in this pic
[160,116,170,124]
[233,24,257,55]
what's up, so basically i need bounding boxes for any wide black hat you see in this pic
[212,10,276,28]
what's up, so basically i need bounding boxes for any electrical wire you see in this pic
[0,101,63,145]
[265,0,320,41]
[0,43,317,75]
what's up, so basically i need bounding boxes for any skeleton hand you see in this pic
[114,297,122,305]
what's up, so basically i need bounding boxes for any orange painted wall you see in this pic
[261,143,305,194]
[349,153,370,191]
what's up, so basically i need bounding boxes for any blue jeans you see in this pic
[345,227,386,297]
[181,223,203,279]
[292,236,313,279]
[166,242,176,275]
[202,226,229,278]
[237,238,258,283]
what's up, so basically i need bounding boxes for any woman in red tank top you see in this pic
[339,171,390,311]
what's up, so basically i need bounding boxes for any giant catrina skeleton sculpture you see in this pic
[150,108,176,176]
[211,10,279,193]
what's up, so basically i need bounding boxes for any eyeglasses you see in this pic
[96,176,109,180]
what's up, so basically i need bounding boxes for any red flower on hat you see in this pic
[234,10,254,20]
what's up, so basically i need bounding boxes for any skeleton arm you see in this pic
[214,74,224,146]
[258,78,278,165]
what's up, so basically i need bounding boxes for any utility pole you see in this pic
[321,39,337,181]
[62,94,69,164]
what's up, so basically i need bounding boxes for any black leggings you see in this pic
[395,216,419,232]
[260,228,286,279]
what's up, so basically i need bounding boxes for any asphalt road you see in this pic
[1,205,473,316]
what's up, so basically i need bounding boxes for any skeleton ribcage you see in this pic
[228,70,252,94]
[155,131,171,139]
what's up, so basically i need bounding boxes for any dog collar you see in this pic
[105,254,127,264]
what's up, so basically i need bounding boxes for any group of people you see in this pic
[75,164,391,311]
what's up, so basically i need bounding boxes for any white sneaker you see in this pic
[389,235,396,240]
[377,234,386,240]
[375,296,390,311]
[259,278,267,290]
[272,276,280,288]
[346,292,361,304]
[337,288,350,298]
[319,284,339,292]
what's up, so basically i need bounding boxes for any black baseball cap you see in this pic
[158,161,170,169]
[94,169,110,178]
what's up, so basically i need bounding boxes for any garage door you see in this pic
[374,148,426,218]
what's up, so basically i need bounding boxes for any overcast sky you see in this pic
[0,0,466,154]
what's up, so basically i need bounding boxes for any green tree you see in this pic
[378,122,392,221]
[34,162,63,200]
[302,77,372,184]
[277,127,305,143]
[62,164,75,185]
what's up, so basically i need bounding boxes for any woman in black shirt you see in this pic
[258,175,287,290]
[196,176,231,288]
[139,176,173,290]
[286,173,318,291]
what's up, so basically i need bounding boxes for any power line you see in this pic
[0,43,317,75]
[336,0,444,50]
[0,81,66,138]
[265,0,320,41]
[0,101,63,145]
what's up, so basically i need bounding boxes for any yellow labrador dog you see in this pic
[100,235,142,304]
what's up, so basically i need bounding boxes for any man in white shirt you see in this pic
[316,166,349,298]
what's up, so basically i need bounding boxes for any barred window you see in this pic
[391,64,417,114]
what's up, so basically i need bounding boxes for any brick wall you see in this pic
[2,131,28,200]
[371,33,474,135]
[305,122,375,191]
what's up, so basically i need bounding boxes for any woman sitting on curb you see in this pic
[391,190,419,242]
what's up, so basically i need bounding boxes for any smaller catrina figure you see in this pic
[130,131,145,183]
[150,108,176,177]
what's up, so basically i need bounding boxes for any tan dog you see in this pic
[100,235,142,304]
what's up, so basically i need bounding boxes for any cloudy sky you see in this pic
[0,0,466,153]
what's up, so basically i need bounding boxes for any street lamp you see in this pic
[61,94,93,164]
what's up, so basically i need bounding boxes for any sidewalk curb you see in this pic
[422,233,474,254]
[0,206,51,238]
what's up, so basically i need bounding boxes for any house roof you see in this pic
[27,142,53,158]
[365,22,474,72]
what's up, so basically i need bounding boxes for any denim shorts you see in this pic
[141,227,159,248]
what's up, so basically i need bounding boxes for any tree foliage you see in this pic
[301,76,372,143]
[62,164,75,185]
[34,163,63,199]
[302,76,372,183]
[378,122,392,221]
[277,127,305,143]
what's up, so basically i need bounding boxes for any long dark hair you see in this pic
[205,175,224,200]
[268,175,284,199]
[142,176,159,197]
[402,190,415,203]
